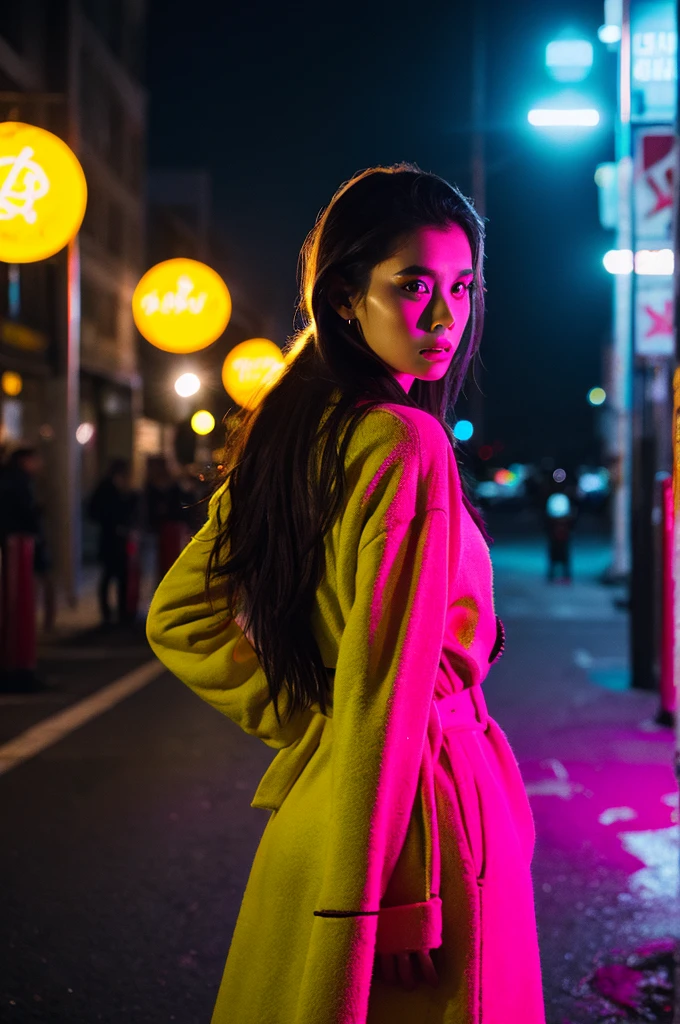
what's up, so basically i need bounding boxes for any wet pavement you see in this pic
[486,516,678,1022]
[0,514,677,1022]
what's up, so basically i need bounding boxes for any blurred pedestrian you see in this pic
[544,489,576,583]
[0,447,54,630]
[88,459,139,625]
[147,167,544,1023]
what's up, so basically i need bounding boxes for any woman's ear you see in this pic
[327,274,356,321]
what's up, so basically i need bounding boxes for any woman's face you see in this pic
[347,223,474,393]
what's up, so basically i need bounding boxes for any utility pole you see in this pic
[470,0,487,440]
[611,0,634,584]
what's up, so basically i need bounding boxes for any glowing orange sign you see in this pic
[222,338,285,410]
[0,122,87,263]
[132,258,232,353]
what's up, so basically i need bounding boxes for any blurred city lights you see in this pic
[132,258,232,353]
[578,469,610,496]
[453,419,474,441]
[190,410,215,435]
[222,338,286,410]
[545,40,593,83]
[546,492,572,518]
[594,163,616,188]
[1,370,22,396]
[174,372,201,397]
[76,422,95,445]
[588,386,607,406]
[528,108,600,127]
[478,445,493,461]
[603,249,634,274]
[494,469,518,486]
[635,248,674,275]
[603,248,674,275]
[553,468,567,483]
[0,121,88,263]
[594,162,618,230]
[598,24,622,43]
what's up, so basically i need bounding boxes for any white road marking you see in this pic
[0,660,165,777]
[618,826,680,899]
[525,758,591,800]
[599,806,638,826]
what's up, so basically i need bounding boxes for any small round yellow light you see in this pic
[191,409,216,435]
[1,370,23,396]
[222,338,285,410]
[588,387,606,406]
[0,122,87,263]
[132,258,231,353]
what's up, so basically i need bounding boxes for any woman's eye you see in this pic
[453,281,473,296]
[403,280,429,294]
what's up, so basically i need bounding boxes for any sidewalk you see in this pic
[0,564,157,746]
[487,523,678,1022]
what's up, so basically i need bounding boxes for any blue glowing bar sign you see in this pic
[630,0,677,123]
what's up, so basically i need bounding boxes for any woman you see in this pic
[146,165,545,1024]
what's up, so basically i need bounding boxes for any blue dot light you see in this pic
[453,419,474,441]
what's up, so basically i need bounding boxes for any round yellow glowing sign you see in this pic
[191,410,216,435]
[132,259,232,353]
[1,370,23,397]
[222,338,285,410]
[0,122,87,263]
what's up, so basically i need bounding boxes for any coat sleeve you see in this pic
[294,442,452,1022]
[145,487,297,749]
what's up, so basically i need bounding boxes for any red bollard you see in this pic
[0,534,38,691]
[659,477,675,724]
[158,520,191,579]
[125,532,141,619]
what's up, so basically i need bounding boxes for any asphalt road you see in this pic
[1,668,273,1023]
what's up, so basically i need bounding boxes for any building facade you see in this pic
[0,1,146,596]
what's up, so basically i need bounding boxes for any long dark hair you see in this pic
[207,164,486,721]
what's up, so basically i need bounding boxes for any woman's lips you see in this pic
[419,347,450,360]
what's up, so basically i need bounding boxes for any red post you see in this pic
[0,534,38,691]
[158,521,191,579]
[659,477,675,722]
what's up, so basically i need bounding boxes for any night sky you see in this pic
[146,0,617,467]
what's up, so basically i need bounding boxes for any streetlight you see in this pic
[528,108,600,126]
[174,372,201,398]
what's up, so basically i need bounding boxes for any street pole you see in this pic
[471,0,486,221]
[470,0,486,441]
[612,0,634,582]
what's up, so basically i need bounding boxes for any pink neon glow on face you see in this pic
[353,224,474,393]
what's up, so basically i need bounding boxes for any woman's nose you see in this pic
[430,294,455,331]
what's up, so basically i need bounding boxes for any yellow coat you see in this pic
[147,403,544,1024]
